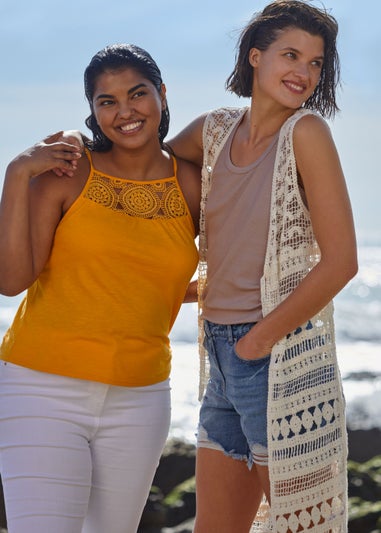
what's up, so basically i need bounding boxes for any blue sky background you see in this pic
[1,0,379,244]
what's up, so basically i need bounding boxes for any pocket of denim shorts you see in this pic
[203,333,217,359]
[233,343,271,365]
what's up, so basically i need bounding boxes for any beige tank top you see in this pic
[202,119,278,324]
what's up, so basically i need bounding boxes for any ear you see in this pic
[249,48,261,68]
[160,83,167,110]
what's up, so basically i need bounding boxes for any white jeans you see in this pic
[0,361,171,533]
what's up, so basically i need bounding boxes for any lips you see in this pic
[119,120,143,132]
[283,80,306,94]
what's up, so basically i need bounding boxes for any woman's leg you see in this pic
[83,379,171,533]
[0,362,93,533]
[194,321,271,532]
[194,447,268,533]
[0,362,171,533]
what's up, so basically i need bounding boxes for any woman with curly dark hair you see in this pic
[0,43,200,533]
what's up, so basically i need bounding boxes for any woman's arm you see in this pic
[183,280,198,303]
[236,114,358,359]
[176,157,202,235]
[167,113,206,167]
[0,134,82,295]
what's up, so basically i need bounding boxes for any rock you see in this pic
[348,498,381,533]
[162,517,195,532]
[163,477,196,527]
[348,456,381,532]
[348,428,381,463]
[138,439,196,532]
[151,439,195,496]
[348,457,381,502]
[138,486,167,530]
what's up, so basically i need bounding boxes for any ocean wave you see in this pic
[334,246,381,342]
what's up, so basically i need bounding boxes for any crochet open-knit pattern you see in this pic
[85,173,187,219]
[198,107,347,532]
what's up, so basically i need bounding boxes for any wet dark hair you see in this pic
[226,0,340,118]
[84,43,170,151]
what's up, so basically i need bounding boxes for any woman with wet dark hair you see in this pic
[170,1,356,531]
[84,43,170,151]
[0,43,200,533]
[225,0,340,116]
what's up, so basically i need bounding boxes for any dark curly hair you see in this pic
[84,43,170,151]
[226,0,340,118]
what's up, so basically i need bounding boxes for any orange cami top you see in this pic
[0,150,198,386]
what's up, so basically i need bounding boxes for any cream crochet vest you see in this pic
[198,107,348,532]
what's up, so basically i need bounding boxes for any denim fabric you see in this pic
[198,320,270,468]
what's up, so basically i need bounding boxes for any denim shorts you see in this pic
[197,320,271,468]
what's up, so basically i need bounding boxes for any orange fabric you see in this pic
[1,152,198,386]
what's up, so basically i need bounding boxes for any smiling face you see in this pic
[92,67,166,151]
[249,27,324,111]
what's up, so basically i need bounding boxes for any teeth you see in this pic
[287,82,304,92]
[120,121,142,132]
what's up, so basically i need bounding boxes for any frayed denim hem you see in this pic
[250,443,269,467]
[196,424,256,470]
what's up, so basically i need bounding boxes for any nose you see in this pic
[294,62,310,79]
[117,100,134,118]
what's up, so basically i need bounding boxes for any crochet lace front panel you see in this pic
[84,173,187,219]
[200,108,348,533]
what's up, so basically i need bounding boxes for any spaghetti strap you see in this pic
[171,155,177,178]
[84,148,95,171]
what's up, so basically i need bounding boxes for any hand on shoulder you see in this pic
[49,130,87,177]
[8,132,83,181]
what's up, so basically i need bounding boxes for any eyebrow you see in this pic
[127,83,148,94]
[95,83,148,101]
[282,46,324,60]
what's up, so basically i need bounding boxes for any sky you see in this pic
[0,0,380,244]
